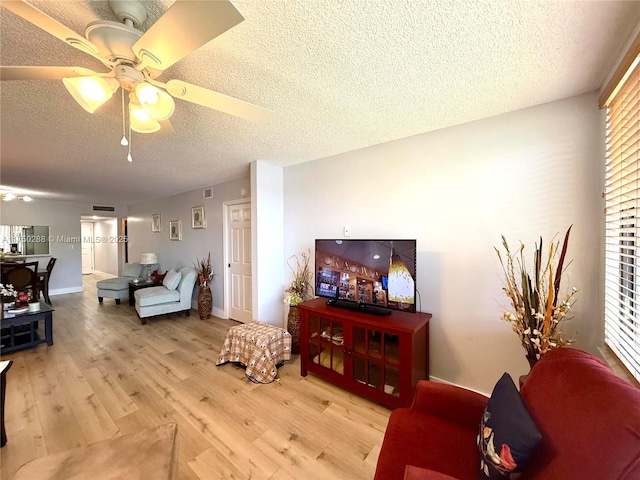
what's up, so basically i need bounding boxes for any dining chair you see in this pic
[37,257,56,305]
[2,261,39,299]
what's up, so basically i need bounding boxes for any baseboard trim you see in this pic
[188,304,225,319]
[50,286,84,296]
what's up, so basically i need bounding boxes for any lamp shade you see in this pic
[388,252,415,305]
[140,252,158,265]
[129,102,161,133]
[135,83,175,120]
[62,76,114,113]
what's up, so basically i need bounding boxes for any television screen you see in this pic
[315,239,417,313]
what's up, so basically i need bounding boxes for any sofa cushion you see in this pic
[122,262,144,277]
[96,277,131,291]
[520,348,640,479]
[163,269,182,291]
[477,373,541,479]
[374,408,480,480]
[135,286,180,307]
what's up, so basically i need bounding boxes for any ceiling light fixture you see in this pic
[2,193,33,202]
[129,99,161,133]
[135,82,175,120]
[62,75,116,113]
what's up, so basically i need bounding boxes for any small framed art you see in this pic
[169,220,182,241]
[151,213,161,232]
[192,206,205,229]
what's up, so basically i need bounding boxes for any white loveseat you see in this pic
[134,267,197,324]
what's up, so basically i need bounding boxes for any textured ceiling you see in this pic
[1,0,639,206]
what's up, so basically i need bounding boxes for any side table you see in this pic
[216,322,291,383]
[128,281,161,306]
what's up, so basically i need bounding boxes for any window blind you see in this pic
[604,55,640,383]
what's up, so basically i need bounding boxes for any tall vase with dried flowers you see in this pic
[496,226,578,370]
[194,252,213,320]
[284,250,313,354]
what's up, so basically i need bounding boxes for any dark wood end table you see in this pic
[0,302,54,354]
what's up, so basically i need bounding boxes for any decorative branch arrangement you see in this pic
[194,252,213,288]
[495,226,577,367]
[284,250,314,306]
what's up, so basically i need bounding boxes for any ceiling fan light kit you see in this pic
[129,102,160,133]
[62,75,115,113]
[1,0,274,160]
[135,83,175,120]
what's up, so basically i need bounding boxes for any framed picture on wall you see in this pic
[151,213,161,232]
[169,220,182,241]
[192,206,205,229]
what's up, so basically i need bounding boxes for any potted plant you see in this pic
[284,250,313,354]
[496,226,578,369]
[194,252,213,320]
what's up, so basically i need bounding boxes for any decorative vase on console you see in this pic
[284,250,313,354]
[194,252,213,320]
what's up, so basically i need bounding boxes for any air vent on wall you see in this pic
[203,187,213,199]
[93,205,115,212]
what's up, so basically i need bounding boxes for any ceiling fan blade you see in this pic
[0,66,98,81]
[132,0,244,71]
[1,0,112,67]
[158,119,175,137]
[166,79,272,123]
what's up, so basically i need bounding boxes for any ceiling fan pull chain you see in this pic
[127,118,133,163]
[120,88,128,147]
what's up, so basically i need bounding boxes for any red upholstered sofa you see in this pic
[374,348,640,480]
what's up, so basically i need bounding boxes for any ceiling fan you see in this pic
[0,0,272,137]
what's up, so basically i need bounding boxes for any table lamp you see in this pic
[140,252,158,283]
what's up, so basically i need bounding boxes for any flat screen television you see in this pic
[315,239,417,314]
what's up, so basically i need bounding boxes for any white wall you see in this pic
[251,160,285,326]
[127,178,250,316]
[283,92,604,395]
[0,200,128,295]
[93,219,118,275]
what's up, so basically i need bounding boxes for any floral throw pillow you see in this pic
[477,373,542,479]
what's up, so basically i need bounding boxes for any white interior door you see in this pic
[227,202,252,323]
[81,222,94,275]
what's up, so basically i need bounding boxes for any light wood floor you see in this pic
[0,273,390,479]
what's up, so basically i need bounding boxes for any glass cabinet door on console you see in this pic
[352,327,400,397]
[308,314,345,377]
[299,298,431,409]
